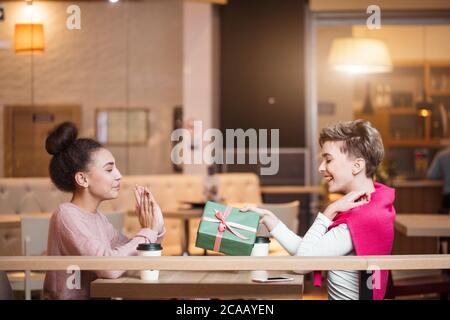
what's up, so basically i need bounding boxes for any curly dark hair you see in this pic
[45,122,102,193]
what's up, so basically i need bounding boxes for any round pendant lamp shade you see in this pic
[328,37,392,74]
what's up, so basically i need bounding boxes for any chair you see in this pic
[0,271,13,300]
[257,201,300,237]
[8,215,50,300]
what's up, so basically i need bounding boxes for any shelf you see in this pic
[367,107,433,116]
[391,179,444,188]
[354,60,450,181]
[387,139,442,147]
[384,107,418,115]
[426,60,450,67]
[393,60,450,67]
[428,90,450,96]
[392,60,426,67]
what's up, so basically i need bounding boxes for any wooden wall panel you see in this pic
[220,0,306,148]
[393,185,443,255]
[4,105,81,177]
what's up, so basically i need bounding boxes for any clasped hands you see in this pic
[133,185,164,232]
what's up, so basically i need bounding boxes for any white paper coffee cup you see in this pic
[137,243,162,281]
[251,237,270,280]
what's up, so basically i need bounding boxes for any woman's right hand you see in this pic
[134,186,157,231]
[239,206,280,232]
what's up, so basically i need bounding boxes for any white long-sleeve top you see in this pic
[270,213,359,300]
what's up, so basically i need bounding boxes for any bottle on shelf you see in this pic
[362,83,374,114]
[414,148,429,177]
[203,165,222,202]
[383,85,392,107]
[375,84,384,108]
[441,74,447,91]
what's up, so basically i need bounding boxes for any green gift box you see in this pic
[195,201,260,256]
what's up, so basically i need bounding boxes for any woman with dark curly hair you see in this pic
[43,122,165,300]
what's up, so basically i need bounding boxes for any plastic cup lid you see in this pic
[254,236,271,244]
[137,243,162,251]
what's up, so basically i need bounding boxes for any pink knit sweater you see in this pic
[43,202,164,300]
[314,182,396,300]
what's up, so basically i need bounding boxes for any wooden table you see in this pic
[395,214,450,238]
[0,214,22,256]
[0,214,21,229]
[260,185,324,194]
[91,270,303,300]
[394,214,450,297]
[0,213,54,229]
[395,213,450,256]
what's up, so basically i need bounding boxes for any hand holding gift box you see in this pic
[195,201,260,256]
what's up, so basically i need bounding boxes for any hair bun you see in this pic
[45,122,78,156]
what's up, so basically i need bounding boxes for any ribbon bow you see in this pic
[202,206,257,252]
[214,209,249,240]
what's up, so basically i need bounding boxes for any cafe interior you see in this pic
[0,0,449,300]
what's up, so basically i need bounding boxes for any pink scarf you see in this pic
[313,182,396,300]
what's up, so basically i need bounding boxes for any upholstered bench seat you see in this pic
[0,173,262,256]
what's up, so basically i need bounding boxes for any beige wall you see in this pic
[0,107,3,178]
[310,0,450,11]
[316,26,355,138]
[353,25,450,62]
[0,0,182,177]
[182,2,218,176]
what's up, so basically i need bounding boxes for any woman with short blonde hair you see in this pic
[242,120,396,300]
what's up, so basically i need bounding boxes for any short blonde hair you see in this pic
[319,120,384,177]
